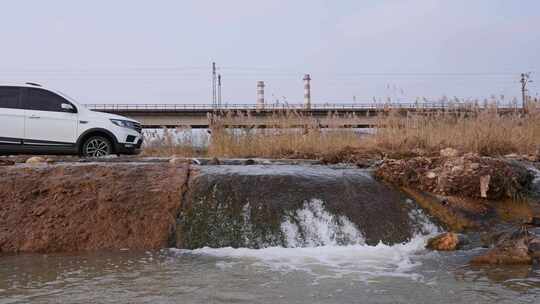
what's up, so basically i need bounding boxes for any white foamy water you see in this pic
[173,199,439,281]
[180,237,429,281]
[531,166,540,184]
[281,199,364,247]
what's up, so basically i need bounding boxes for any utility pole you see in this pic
[217,74,222,108]
[521,73,532,111]
[212,62,217,109]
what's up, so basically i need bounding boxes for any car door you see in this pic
[22,87,79,146]
[0,86,24,145]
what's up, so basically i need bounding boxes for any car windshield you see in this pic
[55,90,80,105]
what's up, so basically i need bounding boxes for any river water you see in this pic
[2,243,540,303]
[2,165,540,303]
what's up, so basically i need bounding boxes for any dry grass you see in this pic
[207,110,364,158]
[369,103,540,157]
[141,101,540,160]
[141,127,207,157]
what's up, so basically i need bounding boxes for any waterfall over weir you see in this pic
[175,165,438,250]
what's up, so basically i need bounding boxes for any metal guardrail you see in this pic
[85,103,523,111]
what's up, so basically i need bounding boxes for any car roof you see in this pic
[0,83,47,89]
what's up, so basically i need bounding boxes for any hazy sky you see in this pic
[0,0,538,104]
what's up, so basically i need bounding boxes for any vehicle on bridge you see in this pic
[0,83,143,157]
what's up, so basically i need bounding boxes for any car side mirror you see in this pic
[61,103,77,113]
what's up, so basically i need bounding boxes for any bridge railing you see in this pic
[85,102,521,111]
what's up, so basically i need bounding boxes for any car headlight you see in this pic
[110,119,139,131]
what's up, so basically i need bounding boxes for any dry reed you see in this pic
[142,100,540,160]
[369,103,540,157]
[141,127,207,157]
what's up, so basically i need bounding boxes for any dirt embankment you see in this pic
[0,163,190,253]
[374,153,537,230]
[375,153,533,200]
[374,151,540,264]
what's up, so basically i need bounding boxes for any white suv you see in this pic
[0,83,143,157]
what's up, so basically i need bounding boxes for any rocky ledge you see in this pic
[375,151,533,200]
[472,225,540,265]
[375,149,540,265]
[0,163,190,253]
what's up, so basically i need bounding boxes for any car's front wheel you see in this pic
[82,136,113,157]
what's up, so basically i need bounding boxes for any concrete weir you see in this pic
[175,165,434,249]
[0,161,435,253]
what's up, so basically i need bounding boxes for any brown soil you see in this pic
[375,154,533,200]
[0,163,190,253]
[379,155,537,232]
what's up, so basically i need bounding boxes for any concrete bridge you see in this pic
[85,103,522,129]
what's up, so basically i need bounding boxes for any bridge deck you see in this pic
[84,103,523,129]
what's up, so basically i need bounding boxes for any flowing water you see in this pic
[2,165,540,303]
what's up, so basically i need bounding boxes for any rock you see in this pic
[479,175,490,198]
[45,158,55,164]
[355,160,372,169]
[471,243,532,265]
[529,238,540,260]
[208,157,221,165]
[451,165,463,173]
[411,148,428,156]
[471,227,540,265]
[526,217,540,227]
[526,155,538,162]
[25,157,46,164]
[0,159,15,166]
[426,171,437,179]
[244,159,256,165]
[440,148,459,158]
[469,163,480,170]
[169,157,187,165]
[426,232,463,251]
[504,153,520,159]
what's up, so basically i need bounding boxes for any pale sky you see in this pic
[0,0,538,105]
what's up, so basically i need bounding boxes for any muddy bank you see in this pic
[374,154,538,231]
[375,154,533,200]
[0,163,189,253]
[472,226,540,265]
[374,152,540,265]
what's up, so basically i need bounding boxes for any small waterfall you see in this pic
[176,165,440,249]
[173,201,438,281]
[280,199,364,247]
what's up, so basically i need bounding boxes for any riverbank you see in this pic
[0,162,189,253]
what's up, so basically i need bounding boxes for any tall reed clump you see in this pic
[142,100,540,159]
[369,102,540,156]
[141,127,208,157]
[207,110,364,158]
